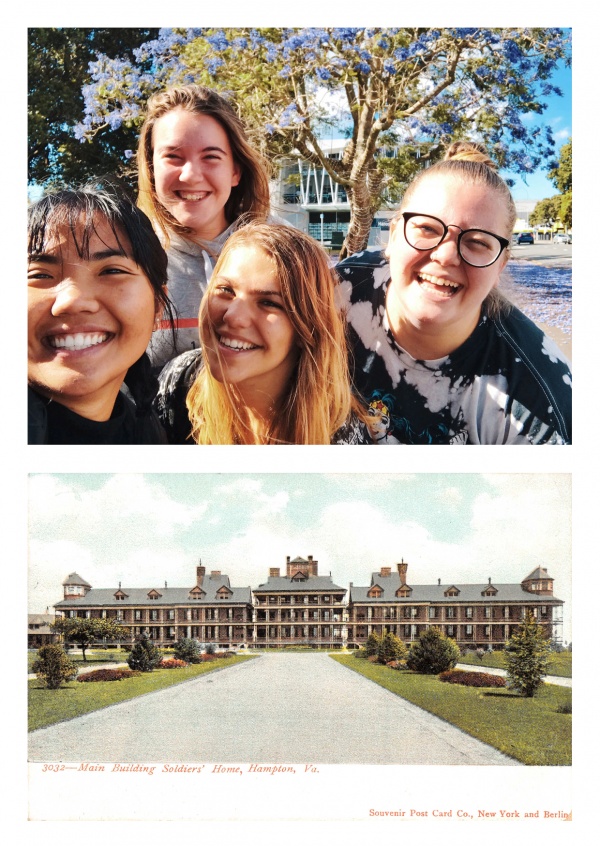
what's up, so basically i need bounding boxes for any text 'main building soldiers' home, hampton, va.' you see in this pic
[54,556,563,652]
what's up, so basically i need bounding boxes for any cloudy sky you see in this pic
[28,473,571,640]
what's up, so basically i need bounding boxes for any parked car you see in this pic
[553,233,571,244]
[517,232,534,245]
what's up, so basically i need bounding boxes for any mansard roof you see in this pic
[254,575,346,593]
[55,583,252,608]
[348,571,562,604]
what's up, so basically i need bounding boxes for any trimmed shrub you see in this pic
[159,658,188,669]
[407,627,461,674]
[438,669,506,688]
[32,645,77,689]
[365,632,380,657]
[173,638,202,664]
[77,668,141,682]
[378,630,408,665]
[127,635,161,672]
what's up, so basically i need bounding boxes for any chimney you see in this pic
[165,581,167,589]
[211,570,221,578]
[438,578,441,586]
[269,568,280,578]
[196,565,205,587]
[286,556,290,565]
[308,555,313,562]
[118,581,121,589]
[398,559,408,585]
[380,567,391,577]
[488,577,491,584]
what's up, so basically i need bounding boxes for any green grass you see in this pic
[459,649,572,678]
[331,655,571,766]
[29,655,255,732]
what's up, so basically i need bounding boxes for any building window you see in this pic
[135,610,142,621]
[429,607,437,619]
[484,606,491,619]
[150,610,158,622]
[168,610,175,621]
[466,625,473,635]
[465,607,473,619]
[446,607,455,619]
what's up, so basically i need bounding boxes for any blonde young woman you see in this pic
[155,223,369,444]
[337,142,572,444]
[137,85,271,368]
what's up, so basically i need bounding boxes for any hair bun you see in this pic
[443,141,497,170]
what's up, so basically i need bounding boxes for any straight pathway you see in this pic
[29,653,520,765]
[455,663,572,687]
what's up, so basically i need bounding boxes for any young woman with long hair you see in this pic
[137,84,271,368]
[155,222,369,444]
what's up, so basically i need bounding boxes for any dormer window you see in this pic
[444,586,460,597]
[147,589,162,600]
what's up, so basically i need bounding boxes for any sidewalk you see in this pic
[455,663,572,688]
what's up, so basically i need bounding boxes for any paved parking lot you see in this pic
[29,653,520,765]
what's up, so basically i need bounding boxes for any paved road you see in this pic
[29,654,519,765]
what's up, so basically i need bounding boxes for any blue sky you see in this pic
[505,61,572,201]
[28,473,571,641]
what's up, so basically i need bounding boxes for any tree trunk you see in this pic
[337,171,381,262]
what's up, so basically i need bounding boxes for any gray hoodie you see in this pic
[147,223,236,369]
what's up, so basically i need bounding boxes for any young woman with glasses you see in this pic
[336,142,572,444]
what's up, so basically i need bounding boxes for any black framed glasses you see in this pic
[402,212,509,268]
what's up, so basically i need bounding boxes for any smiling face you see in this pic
[152,108,241,241]
[202,244,299,408]
[28,217,158,421]
[386,174,510,357]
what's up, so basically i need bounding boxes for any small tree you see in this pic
[365,631,381,658]
[504,611,551,697]
[32,644,78,689]
[127,633,161,672]
[173,637,201,664]
[52,616,125,662]
[378,629,408,664]
[407,627,460,674]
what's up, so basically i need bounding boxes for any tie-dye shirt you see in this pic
[336,250,572,445]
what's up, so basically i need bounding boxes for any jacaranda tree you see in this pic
[72,27,570,257]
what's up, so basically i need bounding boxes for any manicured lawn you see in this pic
[29,655,255,732]
[459,649,572,678]
[331,655,571,766]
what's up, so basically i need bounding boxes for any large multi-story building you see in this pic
[55,566,254,650]
[347,561,563,649]
[53,558,564,650]
[253,555,347,649]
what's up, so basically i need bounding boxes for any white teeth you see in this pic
[419,273,461,289]
[219,336,258,351]
[48,333,109,351]
[179,192,209,201]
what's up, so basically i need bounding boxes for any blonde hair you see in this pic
[186,223,359,444]
[137,85,270,246]
[399,140,517,237]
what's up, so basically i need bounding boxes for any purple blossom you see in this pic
[206,31,230,52]
[316,67,332,81]
[355,61,371,74]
